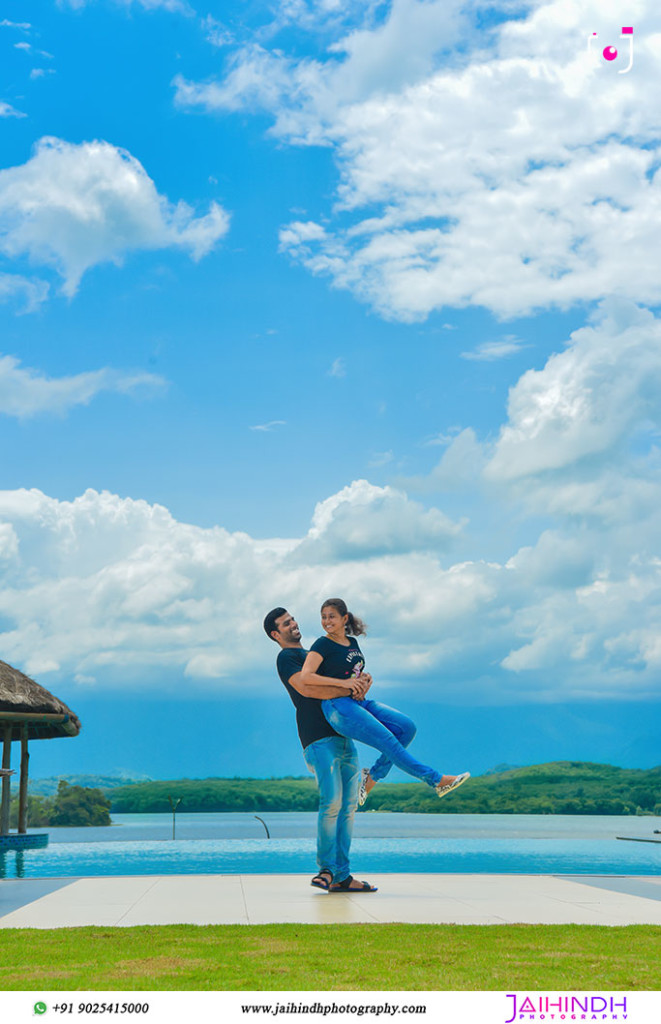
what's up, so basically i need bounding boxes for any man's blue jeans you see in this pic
[303,735,360,883]
[322,697,442,788]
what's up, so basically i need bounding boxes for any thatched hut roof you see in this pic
[0,661,81,741]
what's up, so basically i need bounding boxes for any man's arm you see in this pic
[287,669,356,699]
[292,650,373,699]
[297,650,350,697]
[287,670,372,700]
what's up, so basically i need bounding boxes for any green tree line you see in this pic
[108,762,661,816]
[110,777,319,813]
[11,781,111,828]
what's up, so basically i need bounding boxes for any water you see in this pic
[1,813,659,879]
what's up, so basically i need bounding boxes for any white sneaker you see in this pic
[358,767,371,806]
[435,771,470,799]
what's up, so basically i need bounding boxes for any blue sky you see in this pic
[1,0,659,782]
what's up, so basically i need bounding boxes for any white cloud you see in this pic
[486,301,661,483]
[403,427,486,491]
[423,429,460,448]
[328,357,346,377]
[278,220,327,248]
[500,557,661,685]
[61,0,192,12]
[369,450,393,468]
[180,0,661,320]
[461,337,527,361]
[0,468,659,704]
[174,47,297,119]
[0,488,286,683]
[0,354,165,419]
[176,0,472,131]
[0,523,19,561]
[0,20,31,29]
[0,273,49,313]
[0,483,470,684]
[506,530,598,590]
[0,137,230,296]
[290,479,465,563]
[266,0,387,35]
[0,102,26,118]
[250,420,286,432]
[402,301,661,527]
[201,14,233,48]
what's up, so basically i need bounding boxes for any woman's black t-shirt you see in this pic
[310,635,365,681]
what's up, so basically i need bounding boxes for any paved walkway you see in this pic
[1,874,661,928]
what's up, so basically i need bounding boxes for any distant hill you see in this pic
[361,761,661,815]
[482,763,522,776]
[30,774,151,797]
[107,762,661,815]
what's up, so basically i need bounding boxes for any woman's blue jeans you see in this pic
[303,735,359,883]
[322,697,442,788]
[359,701,417,782]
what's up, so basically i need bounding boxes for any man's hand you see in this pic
[350,672,373,700]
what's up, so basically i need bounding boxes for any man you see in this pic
[264,607,377,893]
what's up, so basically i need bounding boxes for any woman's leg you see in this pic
[322,696,442,787]
[362,700,416,782]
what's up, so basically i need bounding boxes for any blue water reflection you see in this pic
[1,813,659,878]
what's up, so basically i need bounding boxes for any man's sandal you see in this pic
[311,869,333,891]
[329,874,378,893]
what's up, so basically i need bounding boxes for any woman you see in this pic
[301,598,469,802]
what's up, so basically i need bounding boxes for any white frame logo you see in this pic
[588,27,634,74]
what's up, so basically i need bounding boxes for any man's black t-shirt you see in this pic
[276,646,339,750]
[309,635,365,680]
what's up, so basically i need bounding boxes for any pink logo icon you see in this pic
[588,27,634,74]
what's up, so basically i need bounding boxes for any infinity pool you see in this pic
[1,813,659,878]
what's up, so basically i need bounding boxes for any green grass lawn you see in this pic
[2,924,660,990]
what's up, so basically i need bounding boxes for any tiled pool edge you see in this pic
[2,873,661,929]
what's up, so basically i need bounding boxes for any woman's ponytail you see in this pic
[346,611,367,637]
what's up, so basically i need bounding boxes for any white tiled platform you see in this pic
[1,874,661,928]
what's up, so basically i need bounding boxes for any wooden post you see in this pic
[167,795,181,840]
[0,723,12,836]
[18,725,29,834]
